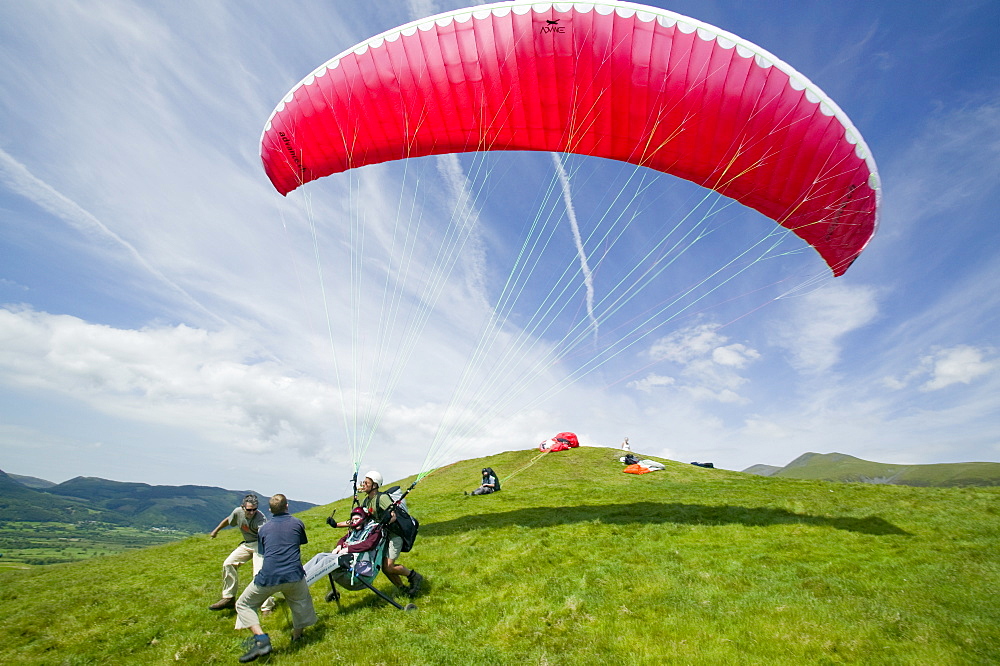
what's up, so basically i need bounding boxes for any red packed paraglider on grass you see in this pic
[538,432,580,453]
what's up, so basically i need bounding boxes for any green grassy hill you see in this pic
[2,446,998,664]
[0,469,123,524]
[0,470,318,566]
[8,473,57,490]
[762,452,1000,487]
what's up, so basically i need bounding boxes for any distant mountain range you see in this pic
[8,473,56,489]
[0,469,316,533]
[743,452,1000,487]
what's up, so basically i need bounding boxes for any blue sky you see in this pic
[1,1,997,504]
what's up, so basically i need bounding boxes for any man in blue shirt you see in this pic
[233,493,317,662]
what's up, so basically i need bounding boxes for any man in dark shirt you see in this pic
[233,494,317,663]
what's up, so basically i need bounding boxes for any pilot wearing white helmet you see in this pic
[361,470,383,488]
[335,469,423,597]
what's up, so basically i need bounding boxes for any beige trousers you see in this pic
[222,542,275,610]
[235,578,317,630]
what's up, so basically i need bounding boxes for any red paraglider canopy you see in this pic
[539,432,580,453]
[261,1,879,276]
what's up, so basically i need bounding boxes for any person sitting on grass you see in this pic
[303,507,383,586]
[466,467,500,495]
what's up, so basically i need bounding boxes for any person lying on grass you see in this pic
[303,507,382,586]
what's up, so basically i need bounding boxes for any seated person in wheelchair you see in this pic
[303,507,382,587]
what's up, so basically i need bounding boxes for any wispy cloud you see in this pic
[406,0,441,21]
[627,373,675,392]
[772,282,878,373]
[0,148,220,322]
[436,154,489,307]
[883,100,1000,239]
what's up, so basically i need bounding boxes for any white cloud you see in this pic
[713,343,759,368]
[406,0,441,21]
[436,154,490,309]
[683,385,747,404]
[0,306,334,455]
[0,302,580,489]
[921,345,997,391]
[880,344,996,392]
[648,323,727,364]
[627,373,675,392]
[773,282,878,373]
[0,278,26,291]
[552,152,598,339]
[881,375,908,391]
[0,149,214,320]
[637,324,760,403]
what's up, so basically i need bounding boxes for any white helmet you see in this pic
[364,470,383,488]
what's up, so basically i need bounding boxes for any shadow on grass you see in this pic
[424,502,911,536]
[303,580,425,619]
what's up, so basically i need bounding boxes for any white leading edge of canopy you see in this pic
[261,1,881,196]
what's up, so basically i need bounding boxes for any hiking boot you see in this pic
[407,569,424,595]
[209,597,235,610]
[239,634,271,662]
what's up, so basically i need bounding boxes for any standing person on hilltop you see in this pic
[334,470,424,597]
[208,494,275,614]
[234,493,317,663]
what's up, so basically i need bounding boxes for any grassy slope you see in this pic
[1,446,998,665]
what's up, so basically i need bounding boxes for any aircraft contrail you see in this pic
[551,152,599,340]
